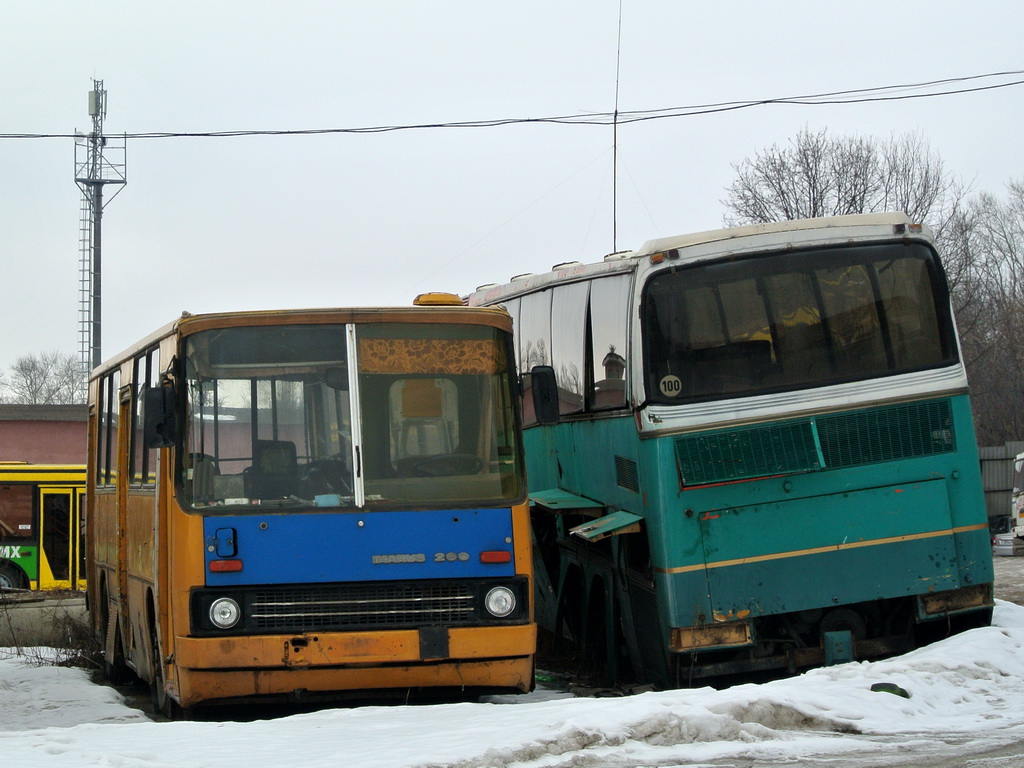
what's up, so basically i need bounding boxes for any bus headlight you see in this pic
[484,586,516,618]
[209,597,241,629]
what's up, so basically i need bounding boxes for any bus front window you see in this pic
[357,323,523,507]
[181,325,353,510]
[179,321,522,510]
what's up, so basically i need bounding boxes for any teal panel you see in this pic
[695,478,959,619]
[570,510,643,541]
[530,488,604,511]
[693,538,960,622]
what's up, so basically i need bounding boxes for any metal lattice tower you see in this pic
[74,80,126,400]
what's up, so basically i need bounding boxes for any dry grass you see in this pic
[0,588,100,669]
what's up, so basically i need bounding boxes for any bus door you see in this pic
[38,486,85,590]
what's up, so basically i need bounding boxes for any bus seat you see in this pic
[244,440,299,499]
[400,418,452,458]
[188,453,219,502]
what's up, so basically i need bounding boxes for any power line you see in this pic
[2,69,1022,140]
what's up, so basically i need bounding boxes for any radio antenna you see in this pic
[612,0,623,252]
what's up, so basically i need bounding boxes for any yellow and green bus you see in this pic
[0,462,86,591]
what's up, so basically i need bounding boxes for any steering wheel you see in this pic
[408,453,484,478]
[300,456,352,496]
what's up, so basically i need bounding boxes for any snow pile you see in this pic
[0,602,1022,768]
[0,648,149,729]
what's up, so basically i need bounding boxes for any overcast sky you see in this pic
[2,2,1022,375]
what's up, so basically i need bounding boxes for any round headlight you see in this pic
[484,586,516,618]
[209,597,241,629]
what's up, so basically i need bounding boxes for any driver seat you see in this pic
[244,439,299,499]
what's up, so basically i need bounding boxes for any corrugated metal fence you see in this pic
[980,441,1024,525]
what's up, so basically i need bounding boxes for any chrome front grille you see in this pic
[250,582,476,632]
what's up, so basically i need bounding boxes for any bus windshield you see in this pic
[641,242,957,404]
[181,322,522,510]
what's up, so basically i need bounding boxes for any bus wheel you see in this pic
[0,560,26,590]
[150,636,186,720]
[104,622,134,686]
[99,588,133,685]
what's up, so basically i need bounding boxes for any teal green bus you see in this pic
[468,213,994,685]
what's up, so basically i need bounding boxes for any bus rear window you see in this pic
[641,242,957,403]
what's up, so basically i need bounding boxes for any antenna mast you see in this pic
[74,80,126,400]
[612,1,623,252]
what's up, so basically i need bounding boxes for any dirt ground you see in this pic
[993,553,1024,605]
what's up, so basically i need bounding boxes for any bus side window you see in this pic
[589,275,630,410]
[518,291,553,426]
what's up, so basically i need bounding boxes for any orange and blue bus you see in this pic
[469,213,994,685]
[0,462,86,592]
[87,297,533,715]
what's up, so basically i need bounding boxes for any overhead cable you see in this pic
[1,69,1021,140]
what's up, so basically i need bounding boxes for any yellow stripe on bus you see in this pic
[655,523,990,575]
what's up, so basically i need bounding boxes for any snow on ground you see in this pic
[2,601,1024,768]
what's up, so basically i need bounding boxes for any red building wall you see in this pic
[0,405,88,464]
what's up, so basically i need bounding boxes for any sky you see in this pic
[2,2,1022,376]
[0,599,1022,767]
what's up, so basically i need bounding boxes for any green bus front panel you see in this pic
[0,545,38,578]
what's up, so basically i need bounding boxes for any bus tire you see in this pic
[0,560,26,590]
[99,582,133,686]
[149,635,184,719]
[148,606,186,720]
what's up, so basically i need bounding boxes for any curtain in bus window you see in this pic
[766,272,827,383]
[590,275,631,409]
[816,263,886,377]
[550,281,589,415]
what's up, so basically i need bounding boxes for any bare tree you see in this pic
[2,350,84,405]
[723,128,964,230]
[956,181,1024,444]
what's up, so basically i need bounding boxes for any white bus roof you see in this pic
[468,213,926,307]
[635,212,916,257]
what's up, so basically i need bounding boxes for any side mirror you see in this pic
[529,365,560,426]
[143,384,177,448]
